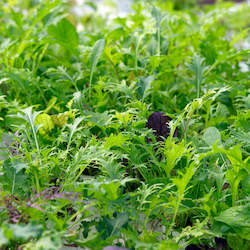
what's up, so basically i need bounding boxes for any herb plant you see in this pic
[0,0,249,249]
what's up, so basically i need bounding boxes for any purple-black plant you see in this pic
[146,112,178,141]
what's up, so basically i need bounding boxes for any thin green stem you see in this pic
[157,27,161,56]
[166,197,181,238]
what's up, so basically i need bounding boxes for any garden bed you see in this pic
[0,0,249,249]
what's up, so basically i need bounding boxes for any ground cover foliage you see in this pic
[0,0,249,249]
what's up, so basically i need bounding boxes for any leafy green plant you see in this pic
[189,54,208,98]
[0,0,249,249]
[89,39,106,95]
[17,107,42,155]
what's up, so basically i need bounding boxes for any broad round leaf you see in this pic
[203,127,221,146]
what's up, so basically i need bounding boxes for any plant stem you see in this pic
[166,197,180,238]
[157,27,161,56]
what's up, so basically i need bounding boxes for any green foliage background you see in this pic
[0,0,249,249]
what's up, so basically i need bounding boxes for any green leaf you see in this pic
[110,212,128,236]
[47,18,79,51]
[99,157,123,180]
[85,111,112,128]
[137,75,154,100]
[214,205,250,240]
[18,106,42,153]
[203,127,221,146]
[35,113,54,135]
[157,240,180,250]
[0,159,30,197]
[152,7,163,27]
[8,223,43,241]
[104,133,129,150]
[100,181,121,200]
[66,116,83,151]
[172,161,196,197]
[26,234,62,250]
[164,139,188,176]
[0,133,13,160]
[89,39,105,85]
[225,144,242,166]
[189,54,208,98]
[0,225,11,246]
[85,1,97,11]
[227,235,248,250]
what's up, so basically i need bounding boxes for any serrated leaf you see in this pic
[66,116,83,151]
[18,106,41,153]
[100,181,121,200]
[104,133,129,150]
[137,75,154,100]
[172,161,196,196]
[164,139,188,176]
[85,111,112,127]
[110,212,128,236]
[189,53,208,98]
[89,39,105,85]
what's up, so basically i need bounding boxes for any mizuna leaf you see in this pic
[104,133,129,150]
[137,75,154,100]
[164,139,186,176]
[18,107,42,153]
[89,39,105,85]
[189,53,208,98]
[66,116,83,152]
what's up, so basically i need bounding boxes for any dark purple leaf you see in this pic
[146,112,178,141]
